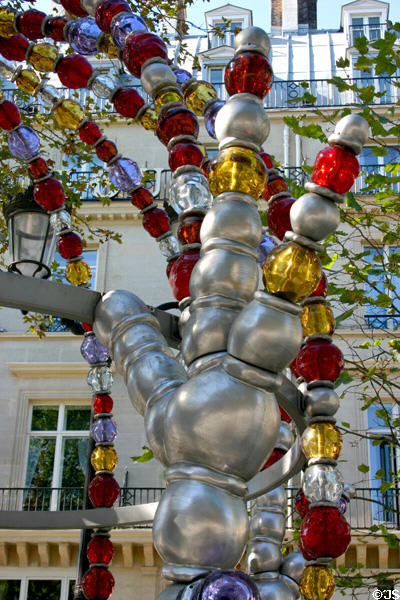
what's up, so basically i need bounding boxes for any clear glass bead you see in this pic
[109,157,141,191]
[87,365,113,393]
[0,59,16,80]
[50,210,71,232]
[158,233,180,257]
[38,85,62,106]
[111,12,147,49]
[8,126,40,161]
[67,16,101,55]
[169,170,212,214]
[303,464,344,503]
[90,73,118,99]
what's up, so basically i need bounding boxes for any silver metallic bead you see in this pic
[89,72,118,99]
[153,479,249,571]
[278,422,293,452]
[246,540,282,573]
[328,114,369,155]
[200,192,262,249]
[141,62,177,96]
[155,584,186,600]
[80,0,103,16]
[280,551,306,583]
[304,386,339,417]
[215,94,270,151]
[249,510,286,541]
[145,388,175,465]
[278,575,301,600]
[303,464,344,503]
[228,292,303,374]
[164,366,280,480]
[256,578,297,600]
[234,26,271,57]
[344,483,356,500]
[38,85,62,106]
[50,210,71,233]
[290,193,340,241]
[252,486,287,510]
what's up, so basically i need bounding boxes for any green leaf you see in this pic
[341,422,350,428]
[358,464,370,474]
[131,446,154,463]
[380,481,395,493]
[346,192,362,212]
[335,309,354,325]
[370,146,388,157]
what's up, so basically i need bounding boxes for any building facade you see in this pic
[0,0,399,598]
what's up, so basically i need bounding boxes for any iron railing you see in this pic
[349,22,386,45]
[354,163,400,196]
[365,314,400,329]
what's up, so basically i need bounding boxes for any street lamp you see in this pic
[2,184,57,279]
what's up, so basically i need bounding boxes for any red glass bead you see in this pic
[260,152,274,170]
[44,17,68,42]
[82,322,93,332]
[308,271,328,298]
[166,258,176,279]
[296,340,344,383]
[201,157,211,178]
[156,104,199,147]
[0,100,20,131]
[123,31,168,78]
[300,506,351,560]
[60,0,87,17]
[16,9,45,40]
[0,34,29,61]
[95,140,117,163]
[168,250,200,301]
[280,406,291,423]
[57,231,83,259]
[142,207,171,238]
[131,187,153,210]
[169,142,204,172]
[262,174,288,202]
[89,474,120,508]
[295,488,310,518]
[267,195,295,240]
[93,393,113,414]
[56,55,93,89]
[95,0,130,33]
[87,536,114,565]
[113,87,144,118]
[289,356,301,380]
[79,121,103,146]
[260,448,286,470]
[28,157,48,180]
[34,178,65,211]
[312,145,360,195]
[225,52,273,99]
[81,567,115,600]
[177,216,203,245]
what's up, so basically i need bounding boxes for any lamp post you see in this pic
[2,184,57,279]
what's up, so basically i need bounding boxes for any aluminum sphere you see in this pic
[214,94,270,150]
[304,386,339,417]
[256,579,296,600]
[290,193,340,241]
[156,584,187,600]
[153,479,249,569]
[246,540,282,573]
[328,114,369,155]
[234,26,271,57]
[249,511,286,541]
[278,576,300,600]
[80,0,102,16]
[141,62,177,96]
[253,486,287,510]
[278,422,293,451]
[144,387,175,465]
[280,551,307,583]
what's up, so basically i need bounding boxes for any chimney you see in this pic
[271,0,317,34]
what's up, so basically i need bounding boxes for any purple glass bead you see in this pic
[199,571,260,600]
[111,12,147,49]
[204,100,225,139]
[109,157,141,192]
[172,66,192,86]
[8,126,40,161]
[337,495,348,514]
[67,17,102,55]
[81,333,110,365]
[257,233,278,265]
[91,417,118,443]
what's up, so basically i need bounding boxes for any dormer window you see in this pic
[212,21,243,48]
[350,15,383,44]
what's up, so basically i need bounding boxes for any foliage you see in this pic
[131,446,154,463]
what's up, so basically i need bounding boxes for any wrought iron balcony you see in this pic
[365,314,400,329]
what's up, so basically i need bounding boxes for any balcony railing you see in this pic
[365,314,400,329]
[349,22,386,45]
[354,163,400,196]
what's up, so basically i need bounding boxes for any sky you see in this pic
[32,0,400,33]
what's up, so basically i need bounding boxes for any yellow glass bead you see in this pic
[139,106,158,131]
[299,565,335,600]
[65,260,92,286]
[91,445,118,472]
[208,146,267,199]
[16,69,41,95]
[301,422,343,460]
[263,242,322,303]
[154,88,184,113]
[0,9,16,38]
[54,100,85,130]
[98,33,119,58]
[28,43,58,73]
[184,81,218,116]
[301,302,335,338]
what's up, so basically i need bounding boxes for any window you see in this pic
[212,21,242,47]
[54,249,98,291]
[350,15,383,44]
[357,147,400,195]
[364,246,400,329]
[24,405,91,511]
[0,578,75,600]
[368,404,399,525]
[209,68,225,99]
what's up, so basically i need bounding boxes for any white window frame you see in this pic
[363,244,400,330]
[0,576,75,600]
[350,12,384,45]
[23,403,90,511]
